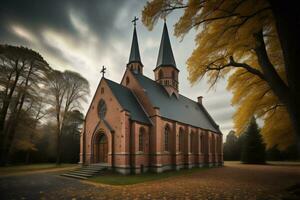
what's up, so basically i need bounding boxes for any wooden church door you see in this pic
[99,134,108,163]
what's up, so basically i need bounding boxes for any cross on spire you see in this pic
[100,65,106,77]
[131,16,139,27]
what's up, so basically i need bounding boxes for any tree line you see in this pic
[224,118,298,162]
[0,44,90,165]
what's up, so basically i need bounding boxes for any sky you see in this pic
[0,0,235,139]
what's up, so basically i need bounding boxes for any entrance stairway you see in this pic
[61,163,108,180]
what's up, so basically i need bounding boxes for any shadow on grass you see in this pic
[89,167,210,186]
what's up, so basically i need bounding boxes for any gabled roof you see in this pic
[128,27,141,64]
[133,73,220,133]
[105,78,150,125]
[155,22,177,69]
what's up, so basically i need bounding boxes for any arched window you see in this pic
[139,128,144,152]
[211,135,215,154]
[190,132,193,153]
[164,125,170,151]
[209,134,213,153]
[126,77,130,86]
[158,70,164,80]
[179,128,184,152]
[172,71,176,79]
[200,134,204,153]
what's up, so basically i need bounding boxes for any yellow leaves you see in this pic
[174,0,201,38]
[142,0,165,30]
[262,107,294,150]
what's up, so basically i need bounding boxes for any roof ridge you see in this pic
[104,78,131,90]
[105,78,151,125]
[134,73,198,103]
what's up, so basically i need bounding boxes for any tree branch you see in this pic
[206,56,266,81]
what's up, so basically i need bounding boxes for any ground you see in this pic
[0,162,299,200]
[0,163,77,176]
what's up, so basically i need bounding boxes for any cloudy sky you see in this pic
[0,0,235,138]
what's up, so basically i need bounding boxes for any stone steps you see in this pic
[61,164,108,179]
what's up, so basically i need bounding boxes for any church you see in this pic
[79,19,223,174]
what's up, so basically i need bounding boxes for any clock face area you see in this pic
[98,99,107,119]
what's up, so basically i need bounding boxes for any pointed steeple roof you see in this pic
[156,22,177,68]
[128,26,141,64]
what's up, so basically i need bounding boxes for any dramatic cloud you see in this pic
[0,0,235,139]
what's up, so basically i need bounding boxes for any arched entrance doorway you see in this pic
[93,132,108,163]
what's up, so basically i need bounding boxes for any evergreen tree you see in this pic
[241,118,266,164]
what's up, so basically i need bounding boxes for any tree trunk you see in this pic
[25,150,31,164]
[0,68,20,165]
[268,1,300,157]
[0,63,33,165]
[0,61,20,133]
[56,123,61,165]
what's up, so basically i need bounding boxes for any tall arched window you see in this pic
[211,135,215,154]
[190,132,193,153]
[200,134,204,153]
[164,125,170,151]
[139,128,144,152]
[159,70,164,80]
[209,135,213,153]
[179,128,184,152]
[172,71,176,79]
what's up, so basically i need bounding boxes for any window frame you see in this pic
[138,128,144,152]
[164,125,170,152]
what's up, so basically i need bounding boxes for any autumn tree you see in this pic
[0,45,50,165]
[47,70,89,165]
[142,0,300,152]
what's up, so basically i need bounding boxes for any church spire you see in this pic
[127,16,143,74]
[154,22,179,98]
[128,26,141,64]
[156,22,177,69]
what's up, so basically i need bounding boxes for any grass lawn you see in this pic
[0,163,78,176]
[89,167,209,186]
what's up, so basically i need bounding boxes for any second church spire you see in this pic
[154,22,179,97]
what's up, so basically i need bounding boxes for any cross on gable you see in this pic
[100,65,106,77]
[131,16,139,26]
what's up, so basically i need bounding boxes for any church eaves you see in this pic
[128,26,141,64]
[156,22,177,69]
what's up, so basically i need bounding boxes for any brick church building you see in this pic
[80,21,223,174]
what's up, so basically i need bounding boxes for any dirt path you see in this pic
[1,162,299,200]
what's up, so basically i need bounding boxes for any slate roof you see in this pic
[155,23,177,69]
[128,27,141,64]
[133,73,220,133]
[105,78,151,125]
